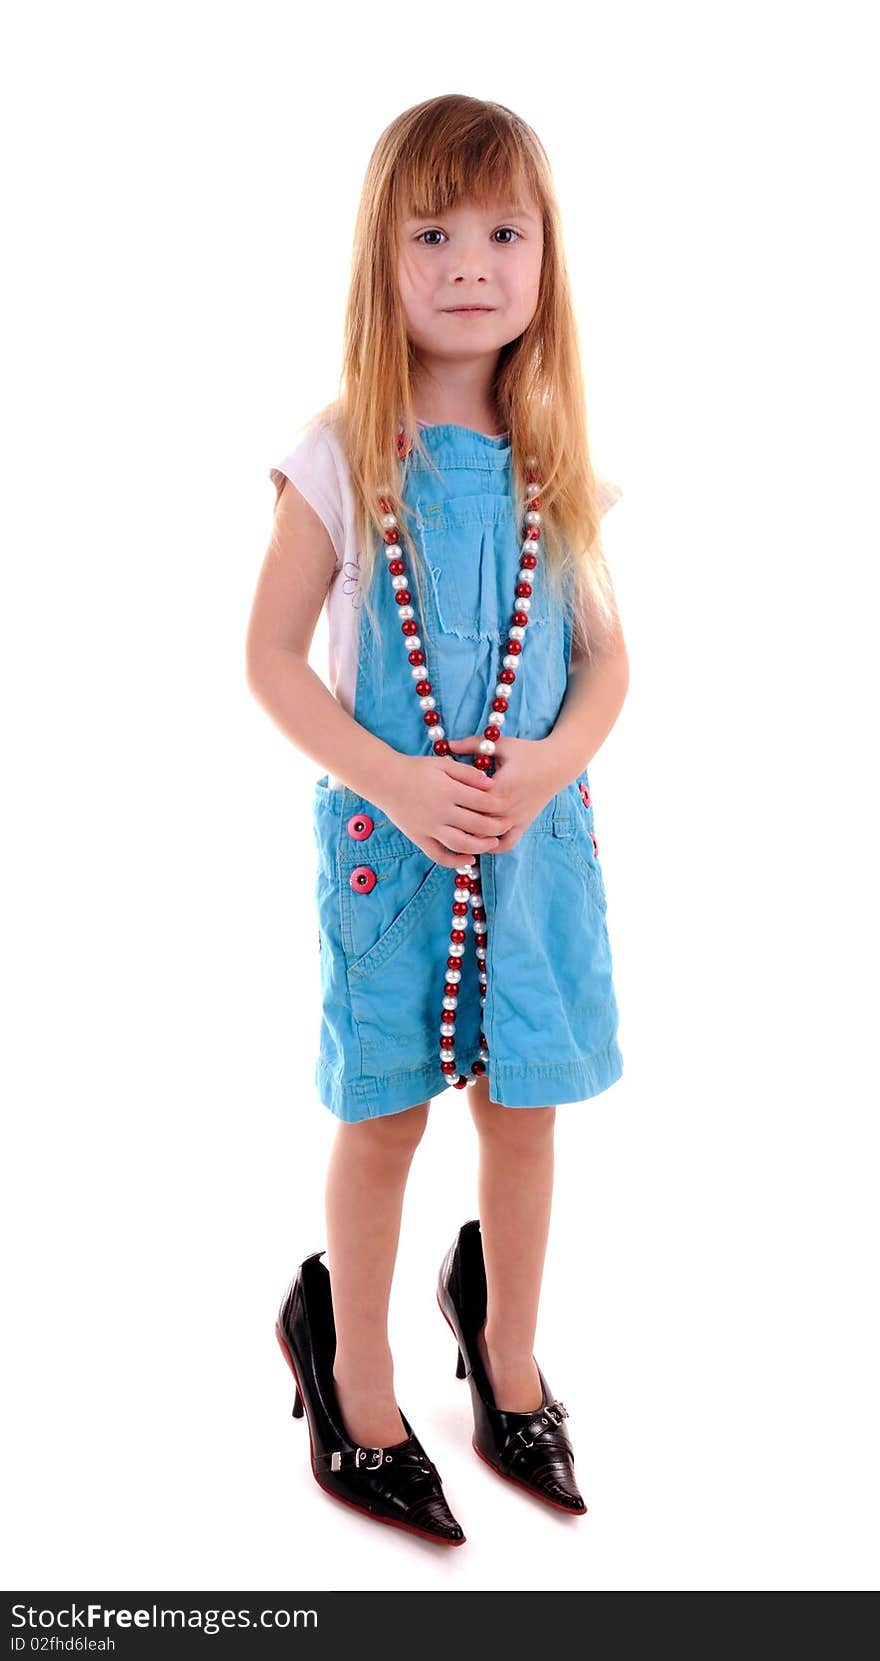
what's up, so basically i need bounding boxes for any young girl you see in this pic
[247,94,628,1547]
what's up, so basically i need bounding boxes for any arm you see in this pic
[541,616,630,794]
[245,480,403,805]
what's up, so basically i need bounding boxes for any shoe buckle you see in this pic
[548,1400,568,1424]
[355,1445,385,1470]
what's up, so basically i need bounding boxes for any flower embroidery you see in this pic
[342,558,363,609]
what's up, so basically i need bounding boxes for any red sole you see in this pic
[274,1320,466,1547]
[435,1291,588,1517]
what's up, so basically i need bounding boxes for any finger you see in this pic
[437,826,501,856]
[444,759,494,791]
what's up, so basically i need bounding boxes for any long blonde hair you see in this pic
[307,92,620,667]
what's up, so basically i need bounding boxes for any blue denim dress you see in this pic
[312,423,623,1121]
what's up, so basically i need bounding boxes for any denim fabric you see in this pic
[311,423,623,1120]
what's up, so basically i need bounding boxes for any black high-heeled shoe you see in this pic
[276,1249,466,1546]
[437,1218,587,1516]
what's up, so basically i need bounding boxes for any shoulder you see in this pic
[269,409,350,570]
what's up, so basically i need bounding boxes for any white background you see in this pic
[3,0,878,1594]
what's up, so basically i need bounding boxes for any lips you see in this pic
[444,306,494,312]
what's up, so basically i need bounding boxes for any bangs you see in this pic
[394,117,542,221]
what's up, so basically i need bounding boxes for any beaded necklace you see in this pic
[375,428,544,1090]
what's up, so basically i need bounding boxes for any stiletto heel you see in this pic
[277,1250,466,1545]
[437,1219,587,1516]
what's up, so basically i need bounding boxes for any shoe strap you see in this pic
[502,1398,570,1454]
[316,1443,439,1478]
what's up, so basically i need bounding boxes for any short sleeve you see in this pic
[269,420,344,574]
[596,472,624,518]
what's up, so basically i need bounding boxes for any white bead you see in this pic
[449,943,465,959]
[521,541,538,556]
[509,625,525,640]
[479,971,487,985]
[503,654,518,670]
[385,543,401,559]
[418,695,436,711]
[451,908,469,926]
[432,724,445,740]
[453,885,469,902]
[476,946,486,960]
[407,635,422,651]
[473,920,487,936]
[446,968,461,982]
[494,683,508,699]
[398,605,414,621]
[517,596,531,612]
[493,711,506,726]
[441,1022,455,1037]
[525,454,538,467]
[382,512,398,529]
[456,859,476,873]
[524,485,542,499]
[449,1073,462,1086]
[391,573,408,590]
[442,995,458,1011]
[478,738,495,755]
[411,664,425,679]
[525,510,541,526]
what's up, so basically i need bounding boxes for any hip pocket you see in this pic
[550,782,607,917]
[342,856,455,1060]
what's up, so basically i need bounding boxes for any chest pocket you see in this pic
[414,493,551,643]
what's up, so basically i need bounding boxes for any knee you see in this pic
[469,1090,556,1147]
[358,1100,430,1159]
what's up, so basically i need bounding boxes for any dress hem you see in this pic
[314,1039,623,1122]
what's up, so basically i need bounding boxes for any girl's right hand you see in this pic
[377,755,513,869]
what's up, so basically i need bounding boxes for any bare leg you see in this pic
[468,1077,556,1412]
[325,1101,429,1448]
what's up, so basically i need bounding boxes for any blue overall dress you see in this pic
[312,422,623,1121]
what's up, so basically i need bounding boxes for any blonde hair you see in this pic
[304,92,620,669]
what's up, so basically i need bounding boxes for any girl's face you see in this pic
[397,193,544,365]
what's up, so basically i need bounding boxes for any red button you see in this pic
[349,865,377,894]
[590,832,599,857]
[580,783,591,807]
[346,812,374,841]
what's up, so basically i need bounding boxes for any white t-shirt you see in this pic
[269,416,623,788]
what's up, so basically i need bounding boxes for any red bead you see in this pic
[383,528,399,543]
[415,679,432,695]
[472,905,486,922]
[446,957,460,971]
[408,649,425,665]
[452,901,468,916]
[441,1061,457,1075]
[388,558,405,575]
[527,495,541,510]
[474,754,492,771]
[379,497,393,513]
[402,619,418,635]
[396,432,413,458]
[443,986,458,1000]
[526,526,540,540]
[440,1035,455,1050]
[424,710,440,725]
[472,1060,486,1075]
[450,929,466,944]
[500,668,516,684]
[505,640,522,655]
[479,1032,488,1048]
[433,739,451,755]
[452,1076,469,1089]
[394,589,411,606]
[516,581,532,598]
[483,725,500,741]
[511,611,528,628]
[520,552,537,568]
[492,696,509,712]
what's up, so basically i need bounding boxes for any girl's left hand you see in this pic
[444,734,559,853]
